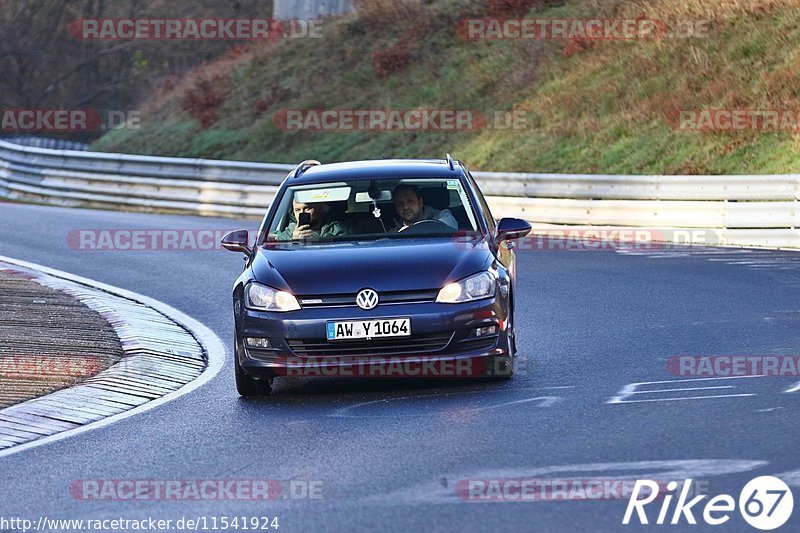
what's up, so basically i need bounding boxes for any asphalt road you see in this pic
[1,202,799,532]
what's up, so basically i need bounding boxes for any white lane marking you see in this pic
[330,387,570,418]
[619,248,800,274]
[756,407,784,412]
[785,382,800,393]
[607,376,766,404]
[607,382,637,404]
[610,394,754,404]
[776,469,800,487]
[709,261,765,265]
[643,376,764,384]
[473,396,560,410]
[632,385,734,394]
[0,254,226,459]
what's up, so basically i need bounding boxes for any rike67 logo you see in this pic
[624,476,793,530]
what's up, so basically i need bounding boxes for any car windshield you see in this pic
[264,177,481,244]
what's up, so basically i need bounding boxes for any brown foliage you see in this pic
[486,0,563,17]
[371,22,430,79]
[372,46,411,78]
[181,74,230,129]
[253,82,290,117]
[352,0,424,25]
[562,37,599,59]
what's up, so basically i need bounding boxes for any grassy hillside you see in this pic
[94,0,800,174]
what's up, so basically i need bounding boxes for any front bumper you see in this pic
[236,297,511,378]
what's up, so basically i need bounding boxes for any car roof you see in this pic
[288,159,465,185]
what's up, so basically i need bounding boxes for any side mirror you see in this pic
[496,218,532,242]
[221,229,252,254]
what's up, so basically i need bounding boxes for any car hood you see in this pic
[250,236,492,295]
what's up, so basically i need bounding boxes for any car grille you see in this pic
[245,348,281,363]
[287,332,453,357]
[456,335,499,353]
[298,289,438,308]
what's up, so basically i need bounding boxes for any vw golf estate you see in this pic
[222,155,531,395]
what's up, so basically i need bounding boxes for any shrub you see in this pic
[487,0,563,17]
[372,46,410,78]
[352,0,424,25]
[180,74,230,129]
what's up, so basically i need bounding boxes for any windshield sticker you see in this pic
[294,187,351,203]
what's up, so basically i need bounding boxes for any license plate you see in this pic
[326,318,411,341]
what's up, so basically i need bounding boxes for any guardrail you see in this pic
[0,136,88,151]
[0,139,798,249]
[0,140,291,219]
[274,0,353,20]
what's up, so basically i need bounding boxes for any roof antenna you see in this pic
[292,159,320,179]
[446,153,455,170]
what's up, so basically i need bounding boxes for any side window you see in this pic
[467,171,496,234]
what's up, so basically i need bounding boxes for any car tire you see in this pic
[494,354,515,380]
[508,293,517,356]
[234,334,273,396]
[500,296,516,379]
[488,327,515,380]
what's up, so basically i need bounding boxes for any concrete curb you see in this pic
[0,255,225,458]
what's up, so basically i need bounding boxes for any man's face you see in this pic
[292,202,325,227]
[393,188,423,224]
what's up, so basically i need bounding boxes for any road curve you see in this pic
[1,202,799,532]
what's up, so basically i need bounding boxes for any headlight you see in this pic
[436,271,496,303]
[246,283,301,312]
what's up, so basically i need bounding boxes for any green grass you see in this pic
[93,0,800,174]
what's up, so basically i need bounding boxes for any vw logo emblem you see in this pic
[356,288,379,310]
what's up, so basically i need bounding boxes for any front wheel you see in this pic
[492,354,515,380]
[497,298,516,379]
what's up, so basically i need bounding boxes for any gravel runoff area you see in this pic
[0,269,123,408]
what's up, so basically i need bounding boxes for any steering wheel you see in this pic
[398,219,453,235]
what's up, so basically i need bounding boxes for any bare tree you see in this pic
[0,0,272,140]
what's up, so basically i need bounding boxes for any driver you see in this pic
[275,200,349,241]
[391,184,458,231]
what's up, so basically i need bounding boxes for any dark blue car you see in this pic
[222,155,531,396]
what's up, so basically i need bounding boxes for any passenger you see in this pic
[276,200,349,240]
[392,184,458,231]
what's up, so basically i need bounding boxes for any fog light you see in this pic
[472,326,497,338]
[246,337,272,349]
